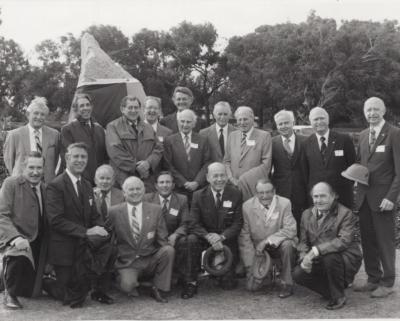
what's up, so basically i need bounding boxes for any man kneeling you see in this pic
[293,182,362,310]
[109,176,174,303]
[239,179,297,298]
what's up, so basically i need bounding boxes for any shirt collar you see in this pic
[242,126,254,138]
[316,129,329,143]
[127,202,142,212]
[371,120,385,136]
[145,119,158,131]
[211,187,224,200]
[180,131,192,140]
[215,123,228,133]
[281,133,295,143]
[28,124,42,135]
[66,168,80,185]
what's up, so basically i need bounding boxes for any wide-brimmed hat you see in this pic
[203,245,233,276]
[341,163,369,186]
[252,250,272,280]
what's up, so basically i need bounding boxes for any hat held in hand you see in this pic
[203,245,233,276]
[341,163,369,186]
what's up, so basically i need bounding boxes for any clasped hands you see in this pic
[184,181,199,192]
[255,238,277,256]
[86,226,108,237]
[136,160,150,179]
[205,233,224,251]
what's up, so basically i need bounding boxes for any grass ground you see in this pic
[0,252,399,320]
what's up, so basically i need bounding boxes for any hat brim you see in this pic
[203,245,233,276]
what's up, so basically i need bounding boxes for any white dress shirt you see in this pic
[243,126,254,141]
[211,188,225,204]
[127,202,143,230]
[28,124,43,152]
[316,130,330,150]
[215,124,228,149]
[159,194,172,208]
[281,133,296,152]
[180,131,192,143]
[66,169,81,196]
[370,120,385,138]
[144,119,158,133]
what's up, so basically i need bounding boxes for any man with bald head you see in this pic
[200,102,235,162]
[108,176,174,303]
[352,97,400,298]
[302,107,356,208]
[163,109,210,199]
[224,106,272,201]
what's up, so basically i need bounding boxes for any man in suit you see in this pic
[0,152,48,309]
[46,142,114,307]
[200,101,235,162]
[163,109,210,199]
[109,176,175,303]
[106,95,163,192]
[302,107,356,208]
[60,93,108,184]
[239,179,297,298]
[144,96,173,142]
[293,182,362,310]
[224,106,272,201]
[271,110,308,230]
[160,86,206,133]
[4,96,60,184]
[186,162,243,298]
[353,97,400,298]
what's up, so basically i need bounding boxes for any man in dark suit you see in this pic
[302,107,356,208]
[271,110,308,230]
[46,142,114,308]
[293,182,362,310]
[144,96,173,142]
[0,152,48,309]
[353,97,400,298]
[185,162,243,298]
[109,176,174,303]
[160,86,206,133]
[163,109,210,199]
[60,93,108,184]
[200,101,235,163]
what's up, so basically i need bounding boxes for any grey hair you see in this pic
[234,106,254,119]
[274,110,295,123]
[95,164,115,178]
[177,109,197,124]
[122,176,144,191]
[145,96,162,109]
[26,97,49,115]
[309,106,329,122]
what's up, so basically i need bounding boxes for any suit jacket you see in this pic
[271,134,308,215]
[224,128,272,201]
[160,112,207,134]
[46,172,103,266]
[355,122,400,211]
[93,187,125,220]
[189,185,243,241]
[298,203,362,284]
[239,195,297,269]
[303,130,356,208]
[60,118,108,183]
[143,192,188,236]
[106,116,163,188]
[0,175,48,297]
[154,123,173,142]
[4,124,60,184]
[200,124,235,162]
[163,132,210,188]
[108,201,168,269]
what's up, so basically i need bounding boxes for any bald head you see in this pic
[95,164,115,192]
[363,97,386,126]
[207,162,228,192]
[309,106,329,135]
[122,176,145,205]
[311,182,336,212]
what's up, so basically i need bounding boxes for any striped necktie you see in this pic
[184,134,191,161]
[369,128,376,152]
[283,137,292,157]
[241,132,247,155]
[130,206,140,241]
[34,130,42,154]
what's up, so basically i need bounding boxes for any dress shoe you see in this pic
[278,284,293,298]
[181,283,198,299]
[91,290,114,304]
[353,281,378,292]
[370,286,394,298]
[3,291,22,309]
[325,296,346,310]
[150,286,168,303]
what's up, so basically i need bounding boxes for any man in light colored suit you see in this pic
[0,152,48,309]
[224,106,272,201]
[239,179,297,298]
[200,101,235,162]
[109,176,174,303]
[4,97,60,184]
[353,97,400,298]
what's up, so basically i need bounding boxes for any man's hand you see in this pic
[212,240,224,251]
[379,198,394,212]
[136,160,150,178]
[86,226,108,237]
[168,233,178,247]
[300,250,315,273]
[205,233,221,245]
[184,181,199,192]
[11,237,29,251]
[256,240,267,255]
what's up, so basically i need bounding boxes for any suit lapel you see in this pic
[291,134,301,165]
[323,131,336,167]
[22,125,31,154]
[368,123,388,160]
[63,173,83,215]
[41,126,49,154]
[240,130,255,161]
[121,204,136,248]
[210,125,222,159]
[310,134,324,165]
[189,133,200,159]
[140,203,152,242]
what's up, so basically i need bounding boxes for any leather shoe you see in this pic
[278,284,293,298]
[3,291,22,309]
[353,282,378,292]
[150,286,168,303]
[91,290,114,304]
[181,283,197,299]
[325,296,346,310]
[370,286,394,298]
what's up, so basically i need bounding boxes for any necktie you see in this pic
[320,136,327,164]
[370,128,376,152]
[131,121,138,135]
[130,206,140,241]
[100,190,108,219]
[34,130,42,154]
[216,191,222,209]
[162,197,169,216]
[76,178,84,205]
[184,134,191,161]
[283,137,292,157]
[219,128,225,156]
[241,132,247,155]
[31,185,42,216]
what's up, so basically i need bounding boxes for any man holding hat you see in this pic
[239,179,297,298]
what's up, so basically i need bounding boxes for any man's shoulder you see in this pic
[275,195,291,208]
[243,196,257,209]
[157,123,173,136]
[1,175,22,189]
[48,172,67,187]
[143,201,162,214]
[253,128,271,139]
[109,202,127,215]
[43,125,60,135]
[143,192,157,202]
[224,184,241,197]
[200,124,215,136]
[6,125,27,138]
[107,116,123,128]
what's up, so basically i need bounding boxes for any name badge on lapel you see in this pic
[334,150,344,156]
[247,140,256,146]
[147,231,155,239]
[223,200,232,208]
[158,136,164,142]
[190,143,198,149]
[376,145,385,153]
[169,208,179,216]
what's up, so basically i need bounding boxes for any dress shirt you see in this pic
[242,126,254,141]
[281,133,295,152]
[211,188,225,204]
[28,124,43,152]
[215,124,228,149]
[31,184,43,215]
[66,169,81,196]
[315,130,330,150]
[180,131,192,143]
[254,195,275,222]
[144,119,158,133]
[158,194,172,208]
[369,120,385,139]
[127,202,143,230]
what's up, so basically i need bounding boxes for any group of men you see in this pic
[1,85,399,311]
